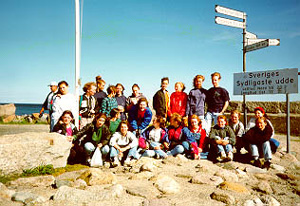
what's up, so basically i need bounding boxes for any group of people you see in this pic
[39,73,278,169]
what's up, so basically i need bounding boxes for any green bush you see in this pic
[22,164,55,177]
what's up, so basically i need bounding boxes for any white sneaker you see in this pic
[227,152,233,161]
[220,151,226,160]
[112,157,120,167]
[124,158,131,166]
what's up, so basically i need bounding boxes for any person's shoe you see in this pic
[86,158,91,166]
[253,159,262,168]
[124,157,132,166]
[112,157,120,167]
[220,151,226,160]
[227,152,233,161]
[263,160,271,170]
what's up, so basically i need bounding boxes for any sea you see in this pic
[1,103,48,116]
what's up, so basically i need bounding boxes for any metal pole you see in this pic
[286,93,290,153]
[75,0,81,128]
[243,14,247,127]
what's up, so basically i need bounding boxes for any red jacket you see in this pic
[169,92,188,117]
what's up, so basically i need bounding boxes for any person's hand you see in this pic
[67,136,74,142]
[154,146,160,150]
[222,140,229,145]
[198,147,203,153]
[119,147,128,153]
[216,140,223,145]
[97,143,103,148]
[163,142,169,149]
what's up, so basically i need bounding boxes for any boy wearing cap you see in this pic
[39,81,58,118]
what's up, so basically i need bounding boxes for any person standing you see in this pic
[205,72,230,134]
[153,77,170,119]
[101,85,118,117]
[50,81,77,132]
[39,81,58,118]
[169,82,188,117]
[79,82,98,129]
[94,76,107,112]
[126,84,146,111]
[115,83,127,120]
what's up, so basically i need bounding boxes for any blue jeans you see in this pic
[110,146,139,159]
[216,143,233,154]
[167,144,185,156]
[205,112,221,135]
[84,142,110,156]
[250,141,272,161]
[142,142,167,158]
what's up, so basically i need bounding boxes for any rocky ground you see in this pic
[0,125,300,205]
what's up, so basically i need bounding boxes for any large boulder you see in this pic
[0,104,16,117]
[0,132,72,175]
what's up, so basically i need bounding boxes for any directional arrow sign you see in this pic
[215,16,245,29]
[245,39,269,52]
[245,31,257,39]
[215,5,245,19]
[246,38,280,46]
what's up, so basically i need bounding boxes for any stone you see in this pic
[244,198,264,206]
[129,171,154,180]
[53,185,98,203]
[154,175,180,194]
[218,181,250,194]
[210,176,224,186]
[55,179,73,188]
[245,166,267,174]
[253,181,273,194]
[0,197,23,206]
[281,153,298,162]
[143,199,171,206]
[126,185,158,199]
[73,179,88,189]
[77,168,117,186]
[12,191,46,205]
[140,161,157,172]
[276,173,300,181]
[32,113,40,119]
[85,184,124,200]
[261,195,280,206]
[0,132,72,175]
[190,173,223,186]
[8,175,55,188]
[210,191,235,205]
[175,154,189,162]
[253,173,279,182]
[0,103,16,117]
[235,168,249,179]
[0,182,15,199]
[3,115,15,123]
[215,169,239,182]
[270,164,286,172]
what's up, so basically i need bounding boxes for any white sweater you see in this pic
[109,131,138,148]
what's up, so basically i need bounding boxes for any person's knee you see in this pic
[101,145,110,154]
[176,145,185,154]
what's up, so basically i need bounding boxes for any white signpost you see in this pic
[215,5,245,19]
[234,68,298,95]
[245,31,257,39]
[245,38,280,46]
[245,39,269,52]
[215,16,245,29]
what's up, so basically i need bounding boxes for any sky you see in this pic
[0,0,299,104]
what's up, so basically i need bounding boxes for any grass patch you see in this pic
[0,164,89,184]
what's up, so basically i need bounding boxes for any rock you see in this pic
[0,182,15,199]
[253,181,273,194]
[210,191,235,205]
[0,132,72,175]
[281,153,298,162]
[253,173,279,182]
[55,179,73,188]
[77,168,117,186]
[25,116,33,123]
[190,173,223,186]
[32,113,40,119]
[270,164,286,172]
[235,168,249,179]
[143,198,170,206]
[261,195,280,206]
[154,175,180,194]
[276,173,300,181]
[210,176,224,186]
[244,197,264,206]
[129,171,154,180]
[12,191,46,205]
[175,154,189,163]
[126,185,158,199]
[8,175,55,188]
[245,166,267,174]
[0,104,16,117]
[53,185,98,203]
[3,115,15,123]
[218,181,250,194]
[215,169,239,182]
[73,179,87,189]
[85,184,125,200]
[140,161,157,172]
[0,197,23,206]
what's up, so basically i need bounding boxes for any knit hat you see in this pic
[254,107,265,115]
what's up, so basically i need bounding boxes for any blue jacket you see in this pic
[181,127,197,144]
[186,88,207,116]
[128,105,152,130]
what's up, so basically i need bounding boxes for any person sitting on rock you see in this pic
[183,114,207,160]
[73,113,111,165]
[209,115,236,161]
[128,98,152,136]
[139,116,169,159]
[109,120,139,167]
[228,110,245,154]
[243,117,272,169]
[52,110,84,164]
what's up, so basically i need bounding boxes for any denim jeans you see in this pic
[216,143,233,154]
[250,141,272,161]
[84,142,110,156]
[205,112,221,135]
[142,142,167,158]
[110,146,139,159]
[167,144,185,156]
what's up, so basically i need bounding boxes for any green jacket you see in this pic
[209,125,236,145]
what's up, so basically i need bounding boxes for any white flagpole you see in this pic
[75,0,81,128]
